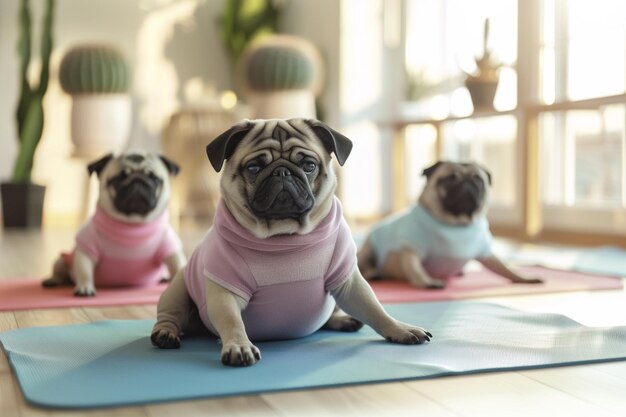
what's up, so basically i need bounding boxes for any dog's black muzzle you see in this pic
[440,177,485,217]
[250,163,315,220]
[107,171,163,216]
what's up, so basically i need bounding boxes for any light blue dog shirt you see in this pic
[368,204,493,279]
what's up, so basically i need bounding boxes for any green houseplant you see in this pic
[1,0,55,229]
[218,0,284,69]
[59,45,132,159]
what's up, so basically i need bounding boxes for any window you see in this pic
[399,0,626,239]
[405,0,518,117]
[537,0,626,234]
[540,0,626,104]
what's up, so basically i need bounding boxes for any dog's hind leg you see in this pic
[357,238,380,280]
[42,256,73,287]
[322,306,364,332]
[151,270,195,349]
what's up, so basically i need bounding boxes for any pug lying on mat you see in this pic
[358,161,543,289]
[151,118,432,366]
[43,151,186,296]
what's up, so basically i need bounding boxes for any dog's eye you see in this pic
[302,160,317,173]
[245,163,261,175]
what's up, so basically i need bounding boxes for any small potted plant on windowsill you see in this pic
[464,18,502,111]
[1,0,55,229]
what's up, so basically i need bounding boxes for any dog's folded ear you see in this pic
[422,161,444,178]
[87,153,114,177]
[479,165,492,185]
[159,155,181,176]
[304,119,353,166]
[206,121,254,172]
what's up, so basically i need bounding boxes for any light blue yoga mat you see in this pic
[494,242,626,278]
[2,302,626,409]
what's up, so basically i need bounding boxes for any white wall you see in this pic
[0,0,342,225]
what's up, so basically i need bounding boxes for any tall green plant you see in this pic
[12,0,55,183]
[218,0,283,68]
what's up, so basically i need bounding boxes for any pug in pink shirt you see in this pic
[151,119,432,367]
[43,151,186,296]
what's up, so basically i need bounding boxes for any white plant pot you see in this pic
[247,90,316,119]
[70,94,132,159]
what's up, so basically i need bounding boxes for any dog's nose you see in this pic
[272,167,292,177]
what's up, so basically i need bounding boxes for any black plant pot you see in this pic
[1,182,46,229]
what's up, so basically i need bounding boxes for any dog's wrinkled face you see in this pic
[87,151,180,223]
[207,118,353,238]
[418,161,492,226]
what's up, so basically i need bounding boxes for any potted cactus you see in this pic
[239,34,322,118]
[59,45,132,159]
[1,0,54,229]
[464,19,502,111]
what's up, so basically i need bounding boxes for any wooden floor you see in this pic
[2,227,626,417]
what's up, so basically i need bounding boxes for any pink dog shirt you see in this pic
[69,207,182,287]
[184,197,357,341]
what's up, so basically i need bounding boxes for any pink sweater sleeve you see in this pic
[154,225,183,263]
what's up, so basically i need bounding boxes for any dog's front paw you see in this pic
[221,340,261,367]
[151,328,181,349]
[73,283,96,297]
[408,277,445,289]
[425,279,445,289]
[511,276,543,284]
[383,322,432,345]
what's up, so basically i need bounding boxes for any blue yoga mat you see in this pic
[2,302,626,409]
[496,243,626,278]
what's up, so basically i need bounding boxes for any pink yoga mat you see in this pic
[0,280,167,311]
[370,266,623,303]
[0,266,621,311]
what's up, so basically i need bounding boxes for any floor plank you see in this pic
[146,396,279,417]
[520,364,626,415]
[0,372,20,417]
[261,383,461,417]
[405,372,623,417]
[0,312,18,332]
[14,308,91,328]
[82,306,156,322]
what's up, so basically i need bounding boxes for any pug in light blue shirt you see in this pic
[358,161,543,289]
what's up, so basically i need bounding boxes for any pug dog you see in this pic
[358,161,543,289]
[151,118,432,367]
[42,151,187,296]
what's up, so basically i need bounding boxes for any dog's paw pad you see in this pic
[338,317,364,332]
[221,342,261,367]
[73,288,96,297]
[426,280,445,289]
[151,330,181,349]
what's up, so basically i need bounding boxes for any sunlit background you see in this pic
[1,0,625,241]
[398,0,626,237]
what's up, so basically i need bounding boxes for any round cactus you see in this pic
[59,45,130,94]
[245,44,315,91]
